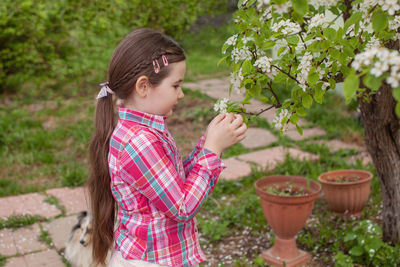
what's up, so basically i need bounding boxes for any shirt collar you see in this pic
[118,106,167,132]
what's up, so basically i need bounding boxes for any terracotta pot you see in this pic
[255,175,321,267]
[318,169,373,217]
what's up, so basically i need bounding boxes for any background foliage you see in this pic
[0,0,227,94]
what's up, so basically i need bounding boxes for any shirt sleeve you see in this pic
[119,130,225,222]
[182,134,206,176]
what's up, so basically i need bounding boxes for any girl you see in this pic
[88,28,247,267]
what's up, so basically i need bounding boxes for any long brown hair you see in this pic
[87,28,185,265]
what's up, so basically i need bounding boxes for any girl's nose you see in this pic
[178,88,184,99]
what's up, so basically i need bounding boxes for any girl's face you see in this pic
[147,61,186,117]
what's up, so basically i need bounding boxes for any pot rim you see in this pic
[318,169,373,185]
[254,175,321,201]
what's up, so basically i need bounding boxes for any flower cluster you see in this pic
[230,68,244,94]
[309,0,338,9]
[296,52,313,91]
[231,46,253,63]
[224,34,238,47]
[381,0,400,15]
[213,98,229,114]
[352,47,400,88]
[389,16,400,40]
[254,56,273,73]
[272,109,291,132]
[271,19,301,35]
[307,13,326,32]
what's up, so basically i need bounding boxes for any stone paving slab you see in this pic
[349,151,373,166]
[4,249,64,267]
[286,127,326,141]
[237,146,318,170]
[0,224,47,256]
[43,215,77,251]
[0,193,60,219]
[24,249,65,267]
[220,158,252,180]
[46,187,89,215]
[0,229,17,256]
[240,128,278,149]
[311,139,363,152]
[3,255,26,267]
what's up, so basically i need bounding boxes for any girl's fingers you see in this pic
[231,115,243,128]
[211,113,226,125]
[223,113,235,123]
[234,123,247,135]
[236,132,246,142]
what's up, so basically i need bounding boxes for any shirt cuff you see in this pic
[195,135,206,150]
[197,148,226,174]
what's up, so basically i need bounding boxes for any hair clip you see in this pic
[162,55,168,66]
[96,82,114,99]
[153,59,160,73]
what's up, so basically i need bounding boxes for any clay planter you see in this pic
[255,175,321,267]
[318,169,373,217]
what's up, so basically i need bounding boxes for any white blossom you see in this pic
[308,13,326,32]
[273,2,291,15]
[365,36,380,50]
[254,56,273,73]
[213,98,229,114]
[225,34,238,46]
[271,19,301,35]
[309,0,338,9]
[242,36,255,44]
[230,68,244,94]
[272,108,291,132]
[371,61,389,77]
[381,0,400,16]
[296,52,313,91]
[352,47,400,89]
[231,46,253,63]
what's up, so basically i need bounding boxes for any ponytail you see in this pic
[87,93,116,265]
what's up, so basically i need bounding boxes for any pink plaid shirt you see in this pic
[108,107,225,267]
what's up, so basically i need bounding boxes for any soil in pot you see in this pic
[264,181,310,197]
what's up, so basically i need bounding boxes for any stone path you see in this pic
[0,77,372,267]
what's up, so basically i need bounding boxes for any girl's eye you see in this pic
[173,85,180,89]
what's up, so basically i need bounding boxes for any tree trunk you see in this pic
[358,83,400,244]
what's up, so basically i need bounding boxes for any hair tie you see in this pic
[96,82,115,99]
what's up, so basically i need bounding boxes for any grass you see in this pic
[44,196,66,217]
[0,214,45,229]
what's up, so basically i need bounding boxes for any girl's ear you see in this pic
[135,76,150,97]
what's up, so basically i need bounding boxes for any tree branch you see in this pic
[272,65,299,83]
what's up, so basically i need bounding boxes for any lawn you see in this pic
[1,20,399,266]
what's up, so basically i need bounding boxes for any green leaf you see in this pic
[222,43,230,54]
[363,73,384,91]
[393,86,400,101]
[344,232,357,242]
[395,102,400,117]
[349,246,364,256]
[372,12,388,33]
[249,83,261,97]
[302,94,313,109]
[307,72,319,87]
[217,56,228,66]
[296,107,306,116]
[314,84,324,104]
[242,60,253,74]
[291,0,308,16]
[263,40,276,50]
[259,96,270,103]
[344,12,362,32]
[329,78,336,90]
[286,35,300,45]
[296,124,303,135]
[344,73,359,103]
[323,28,336,41]
[290,113,299,124]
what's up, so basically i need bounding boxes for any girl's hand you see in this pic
[204,113,247,157]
